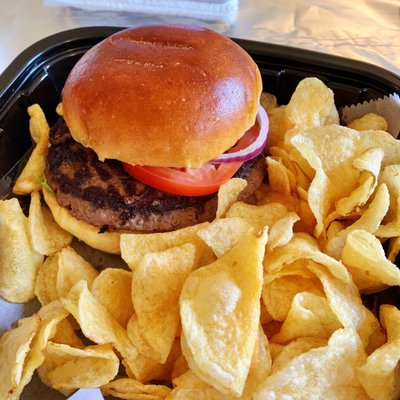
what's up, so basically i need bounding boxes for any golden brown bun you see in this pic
[62,25,262,168]
[43,190,121,254]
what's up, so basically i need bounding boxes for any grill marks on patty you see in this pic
[45,118,266,233]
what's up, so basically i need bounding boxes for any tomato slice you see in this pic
[123,124,260,196]
[123,161,243,196]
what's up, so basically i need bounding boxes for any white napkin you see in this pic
[67,388,104,399]
[44,0,238,23]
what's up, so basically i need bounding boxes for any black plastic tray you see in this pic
[1,26,399,199]
[1,25,400,399]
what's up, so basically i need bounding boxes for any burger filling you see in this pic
[122,105,269,197]
[45,118,266,233]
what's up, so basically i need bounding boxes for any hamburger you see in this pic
[43,25,268,254]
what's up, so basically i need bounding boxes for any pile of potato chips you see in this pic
[1,77,400,399]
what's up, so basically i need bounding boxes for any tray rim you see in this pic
[1,25,399,107]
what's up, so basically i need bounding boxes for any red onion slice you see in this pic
[211,104,269,164]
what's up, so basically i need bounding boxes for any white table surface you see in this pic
[1,0,399,77]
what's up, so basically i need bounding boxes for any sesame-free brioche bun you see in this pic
[62,25,262,168]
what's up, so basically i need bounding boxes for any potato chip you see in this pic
[260,92,277,113]
[226,201,289,232]
[124,355,172,385]
[357,306,400,400]
[35,253,60,305]
[171,355,189,382]
[61,280,161,382]
[27,104,50,143]
[125,337,182,384]
[126,314,161,362]
[284,132,316,181]
[132,243,196,363]
[267,157,292,195]
[254,328,369,399]
[292,146,329,236]
[339,181,389,234]
[267,212,299,252]
[325,220,345,244]
[171,328,271,400]
[121,222,214,270]
[56,246,99,298]
[13,105,50,194]
[269,146,311,191]
[61,281,138,370]
[331,147,383,219]
[265,106,294,149]
[101,377,171,399]
[324,183,390,259]
[12,301,69,399]
[268,342,284,362]
[388,236,400,262]
[197,217,252,257]
[239,326,272,399]
[253,182,270,204]
[172,369,211,388]
[380,165,400,220]
[375,165,400,238]
[38,342,119,396]
[0,316,40,400]
[262,274,324,321]
[56,102,63,116]
[289,123,400,235]
[260,299,273,325]
[345,146,383,190]
[180,327,271,400]
[271,292,342,343]
[286,77,339,129]
[380,304,400,342]
[51,318,84,349]
[297,185,308,202]
[365,327,387,356]
[271,336,327,373]
[296,197,316,234]
[216,178,247,218]
[255,187,298,211]
[28,191,73,255]
[264,259,317,285]
[348,112,388,132]
[263,319,283,338]
[308,262,380,346]
[169,371,228,400]
[92,268,133,328]
[0,198,44,303]
[34,260,52,306]
[342,230,400,292]
[180,229,267,396]
[263,233,351,283]
[358,340,400,400]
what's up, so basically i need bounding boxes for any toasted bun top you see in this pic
[62,25,262,168]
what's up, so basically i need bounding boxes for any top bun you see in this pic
[62,25,262,168]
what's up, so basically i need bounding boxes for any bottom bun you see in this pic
[43,189,121,254]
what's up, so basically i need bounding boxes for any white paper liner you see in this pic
[341,92,400,138]
[67,388,104,399]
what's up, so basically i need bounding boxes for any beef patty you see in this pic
[45,118,266,233]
